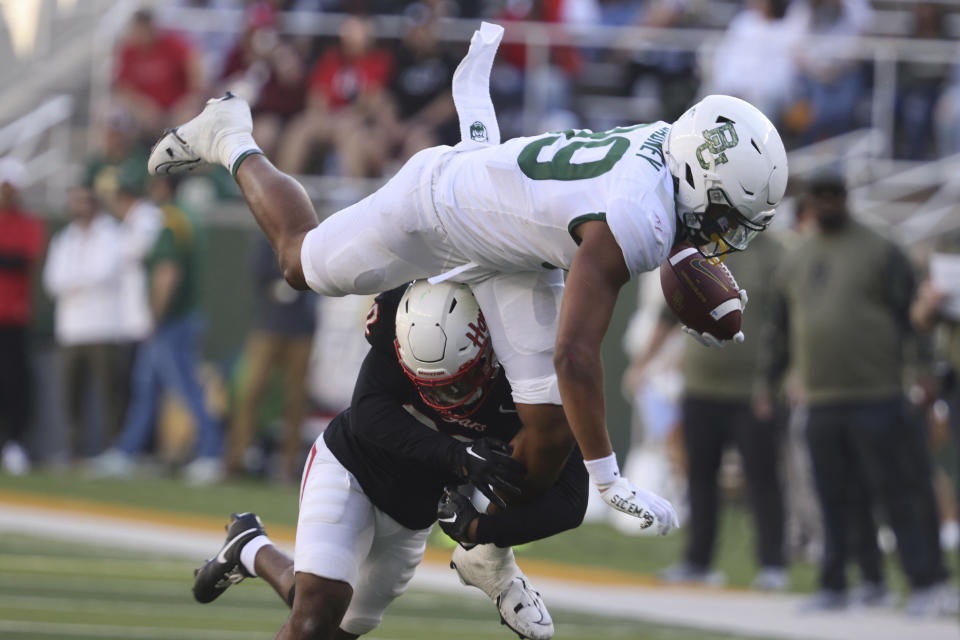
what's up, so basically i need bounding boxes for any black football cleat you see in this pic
[193,512,266,603]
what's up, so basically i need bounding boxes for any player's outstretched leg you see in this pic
[193,512,271,603]
[148,94,318,291]
[450,544,554,640]
[148,93,260,177]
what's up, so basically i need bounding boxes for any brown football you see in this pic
[659,244,743,340]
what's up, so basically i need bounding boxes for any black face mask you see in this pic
[816,208,848,232]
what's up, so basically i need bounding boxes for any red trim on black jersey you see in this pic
[299,443,319,506]
[364,301,380,337]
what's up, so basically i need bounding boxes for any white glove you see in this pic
[681,326,744,348]
[681,288,749,348]
[598,477,679,536]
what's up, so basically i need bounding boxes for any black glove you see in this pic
[437,486,481,546]
[448,438,526,509]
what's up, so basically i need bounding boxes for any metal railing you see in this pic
[154,8,960,158]
[0,94,74,210]
[144,9,959,225]
[0,0,114,124]
[86,0,157,150]
[5,4,958,226]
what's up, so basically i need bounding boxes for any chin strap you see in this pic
[705,234,730,263]
[673,213,729,263]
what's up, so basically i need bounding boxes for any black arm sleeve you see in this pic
[350,347,460,474]
[886,242,916,333]
[756,264,791,394]
[473,449,588,547]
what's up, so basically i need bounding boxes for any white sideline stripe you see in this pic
[2,598,552,638]
[1,505,958,640]
[668,246,699,265]
[0,595,522,636]
[0,594,278,618]
[0,620,405,640]
[709,298,741,320]
[0,505,291,560]
[0,620,272,639]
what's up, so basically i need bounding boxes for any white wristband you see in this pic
[239,535,272,577]
[583,453,620,488]
[228,145,263,177]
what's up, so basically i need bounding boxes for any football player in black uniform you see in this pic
[193,281,587,640]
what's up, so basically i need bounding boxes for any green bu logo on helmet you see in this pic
[470,121,488,142]
[696,122,739,170]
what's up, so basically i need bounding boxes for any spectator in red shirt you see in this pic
[0,158,45,475]
[113,9,204,135]
[277,15,395,177]
[220,2,308,159]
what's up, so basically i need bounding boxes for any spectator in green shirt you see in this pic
[758,174,952,615]
[96,177,222,484]
[84,108,149,207]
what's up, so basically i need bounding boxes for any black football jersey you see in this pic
[323,285,524,530]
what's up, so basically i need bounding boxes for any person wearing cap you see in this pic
[42,187,126,462]
[0,157,45,475]
[756,174,954,615]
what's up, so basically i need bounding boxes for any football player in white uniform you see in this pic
[150,23,785,545]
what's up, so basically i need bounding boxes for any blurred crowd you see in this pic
[1,0,960,620]
[98,0,960,170]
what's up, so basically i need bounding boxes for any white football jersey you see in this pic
[433,122,677,278]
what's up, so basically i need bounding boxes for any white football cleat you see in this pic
[148,92,255,176]
[450,544,554,640]
[495,576,554,640]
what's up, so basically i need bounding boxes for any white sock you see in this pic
[224,140,262,177]
[178,94,262,174]
[239,535,272,577]
[454,543,522,599]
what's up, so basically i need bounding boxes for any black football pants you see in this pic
[681,396,786,570]
[0,325,32,446]
[806,398,947,591]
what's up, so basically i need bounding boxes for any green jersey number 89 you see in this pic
[516,125,645,181]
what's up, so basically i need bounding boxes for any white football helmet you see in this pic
[664,95,788,257]
[395,280,498,417]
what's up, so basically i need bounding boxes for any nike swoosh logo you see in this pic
[216,528,258,564]
[465,447,485,461]
[498,405,518,414]
[438,515,457,523]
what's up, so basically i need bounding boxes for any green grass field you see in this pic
[0,472,821,591]
[0,533,763,640]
